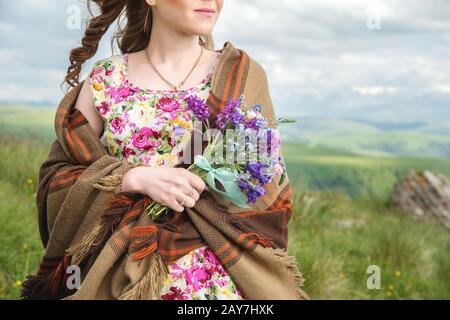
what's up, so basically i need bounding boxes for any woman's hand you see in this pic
[122,166,206,212]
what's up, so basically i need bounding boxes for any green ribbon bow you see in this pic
[194,155,250,209]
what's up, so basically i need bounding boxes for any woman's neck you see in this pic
[146,16,203,68]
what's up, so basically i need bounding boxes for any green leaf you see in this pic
[279,171,286,185]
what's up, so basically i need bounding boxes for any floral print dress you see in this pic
[88,53,245,300]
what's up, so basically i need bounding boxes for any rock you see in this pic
[390,170,450,229]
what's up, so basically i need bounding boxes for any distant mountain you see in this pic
[280,116,450,158]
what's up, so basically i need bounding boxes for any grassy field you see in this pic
[1,105,450,299]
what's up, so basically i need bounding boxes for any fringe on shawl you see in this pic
[20,255,74,300]
[92,173,124,191]
[117,251,169,300]
[65,193,141,268]
[65,224,103,266]
[226,205,309,300]
[265,246,310,300]
[66,171,134,265]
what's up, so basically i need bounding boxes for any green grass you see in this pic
[1,105,449,299]
[289,191,450,299]
[0,105,55,144]
[283,142,450,201]
[0,136,46,299]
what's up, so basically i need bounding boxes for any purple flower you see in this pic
[173,125,187,137]
[246,162,263,177]
[246,162,272,185]
[214,98,241,129]
[247,184,266,203]
[186,95,210,121]
[231,110,245,124]
[244,117,258,130]
[238,179,249,192]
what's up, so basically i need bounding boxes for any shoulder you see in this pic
[230,42,269,84]
[244,51,269,84]
[238,47,270,92]
[88,55,125,79]
[90,54,124,70]
[218,41,270,91]
[88,54,126,89]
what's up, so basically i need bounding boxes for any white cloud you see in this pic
[0,0,449,121]
[352,86,399,96]
[432,84,450,95]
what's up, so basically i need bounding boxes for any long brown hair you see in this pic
[63,0,214,90]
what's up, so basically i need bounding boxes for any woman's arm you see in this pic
[74,79,104,138]
[73,74,206,209]
[74,79,139,195]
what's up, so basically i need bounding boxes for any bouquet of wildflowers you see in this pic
[146,95,295,220]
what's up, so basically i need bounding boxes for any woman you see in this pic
[73,0,240,299]
[22,0,308,300]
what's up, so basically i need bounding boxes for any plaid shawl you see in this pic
[21,41,308,300]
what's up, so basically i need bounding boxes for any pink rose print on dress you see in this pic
[97,101,110,116]
[156,97,181,112]
[109,117,126,135]
[90,66,103,82]
[203,249,224,272]
[169,264,186,281]
[168,136,176,147]
[105,66,114,77]
[121,146,136,158]
[110,86,137,104]
[204,247,220,265]
[130,127,161,151]
[160,286,189,300]
[184,266,210,291]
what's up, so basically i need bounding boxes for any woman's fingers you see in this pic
[155,168,206,212]
[178,168,206,193]
[175,190,196,208]
[166,195,194,213]
[167,199,185,213]
[184,186,200,201]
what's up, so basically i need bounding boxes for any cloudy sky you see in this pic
[1,0,450,122]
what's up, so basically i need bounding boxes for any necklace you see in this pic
[144,45,204,91]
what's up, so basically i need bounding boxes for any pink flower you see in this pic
[130,127,161,151]
[121,146,135,158]
[184,267,210,291]
[109,117,126,135]
[156,97,181,112]
[105,66,114,77]
[168,135,176,147]
[128,122,136,131]
[160,286,189,300]
[204,248,220,265]
[97,101,110,116]
[110,86,136,103]
[170,264,186,280]
[90,66,103,80]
